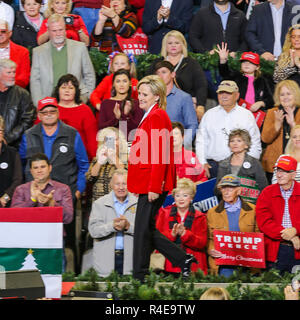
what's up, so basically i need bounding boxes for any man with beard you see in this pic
[30,13,95,107]
[189,0,248,54]
[0,59,35,148]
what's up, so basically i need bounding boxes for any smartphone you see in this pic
[105,136,115,149]
[102,0,110,8]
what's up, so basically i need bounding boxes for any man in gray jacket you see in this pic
[88,169,137,277]
[30,13,95,106]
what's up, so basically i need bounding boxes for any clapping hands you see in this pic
[171,223,186,237]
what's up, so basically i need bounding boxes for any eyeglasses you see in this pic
[38,110,58,115]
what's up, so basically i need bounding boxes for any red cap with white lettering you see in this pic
[37,97,58,112]
[274,155,297,172]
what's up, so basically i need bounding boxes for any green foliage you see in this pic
[87,50,275,81]
[63,268,298,300]
[89,48,109,76]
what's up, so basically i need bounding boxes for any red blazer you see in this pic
[256,181,300,262]
[127,104,176,194]
[156,205,208,274]
[9,41,30,88]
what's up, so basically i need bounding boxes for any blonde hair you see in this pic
[109,52,137,79]
[0,116,5,130]
[278,24,300,69]
[273,80,300,107]
[44,0,73,18]
[199,287,231,300]
[285,124,300,154]
[172,178,196,198]
[96,127,128,164]
[160,30,188,58]
[47,13,65,25]
[138,75,167,110]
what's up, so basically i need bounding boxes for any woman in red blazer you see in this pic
[156,178,208,275]
[127,75,196,281]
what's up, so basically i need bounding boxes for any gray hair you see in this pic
[0,59,16,73]
[47,13,66,26]
[0,19,10,31]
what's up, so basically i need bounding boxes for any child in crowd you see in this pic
[215,43,274,121]
[90,51,138,115]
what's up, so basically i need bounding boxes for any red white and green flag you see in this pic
[0,207,63,298]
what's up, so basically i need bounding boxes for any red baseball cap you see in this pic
[274,155,298,172]
[37,97,58,112]
[240,52,260,65]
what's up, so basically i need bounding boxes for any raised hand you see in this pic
[215,42,229,64]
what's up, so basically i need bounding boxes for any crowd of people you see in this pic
[1,0,300,286]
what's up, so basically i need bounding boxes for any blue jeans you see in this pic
[72,7,100,35]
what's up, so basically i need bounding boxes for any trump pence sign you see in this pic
[213,230,266,268]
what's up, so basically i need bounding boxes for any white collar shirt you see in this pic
[195,104,262,164]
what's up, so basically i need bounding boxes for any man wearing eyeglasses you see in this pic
[0,59,35,148]
[18,96,89,273]
[256,155,300,274]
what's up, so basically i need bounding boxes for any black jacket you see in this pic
[189,3,248,54]
[148,56,208,106]
[142,0,194,54]
[11,11,43,48]
[24,121,78,195]
[215,153,269,203]
[0,143,23,202]
[0,86,36,148]
[219,62,275,111]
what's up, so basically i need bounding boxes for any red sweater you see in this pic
[57,104,98,160]
[37,15,89,42]
[156,205,208,274]
[72,0,103,8]
[10,41,30,88]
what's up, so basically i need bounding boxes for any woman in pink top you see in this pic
[216,44,274,118]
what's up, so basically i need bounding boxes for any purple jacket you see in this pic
[11,179,73,225]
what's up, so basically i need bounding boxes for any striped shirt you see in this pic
[280,182,294,229]
[90,10,138,54]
